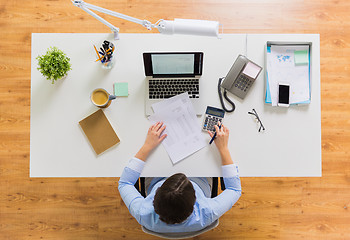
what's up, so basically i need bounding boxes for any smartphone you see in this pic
[278,83,290,107]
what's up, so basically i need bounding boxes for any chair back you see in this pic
[141,219,219,239]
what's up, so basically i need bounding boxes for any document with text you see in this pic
[149,93,207,164]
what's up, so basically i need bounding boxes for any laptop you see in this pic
[143,52,204,116]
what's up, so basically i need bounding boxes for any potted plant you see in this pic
[37,47,72,84]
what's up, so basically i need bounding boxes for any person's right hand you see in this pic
[208,123,233,165]
[208,123,229,153]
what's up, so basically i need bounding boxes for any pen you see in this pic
[209,123,222,145]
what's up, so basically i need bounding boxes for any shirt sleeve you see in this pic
[206,164,242,221]
[118,157,146,223]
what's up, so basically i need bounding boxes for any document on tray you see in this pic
[149,93,207,164]
[267,45,310,106]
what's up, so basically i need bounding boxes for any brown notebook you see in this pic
[79,109,120,155]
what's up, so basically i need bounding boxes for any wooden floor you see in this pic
[1,0,349,239]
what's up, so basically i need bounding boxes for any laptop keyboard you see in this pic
[149,79,200,99]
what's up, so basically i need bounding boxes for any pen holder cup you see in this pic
[101,56,115,69]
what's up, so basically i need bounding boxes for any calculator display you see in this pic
[206,107,225,118]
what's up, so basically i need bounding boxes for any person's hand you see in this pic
[208,123,233,165]
[143,122,167,151]
[208,123,229,152]
[135,122,167,161]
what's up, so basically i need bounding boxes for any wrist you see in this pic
[219,147,233,165]
[135,145,152,161]
[141,144,153,154]
[219,147,230,156]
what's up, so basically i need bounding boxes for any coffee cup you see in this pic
[91,88,116,108]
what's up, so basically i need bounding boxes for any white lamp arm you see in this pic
[72,0,155,39]
[72,0,220,39]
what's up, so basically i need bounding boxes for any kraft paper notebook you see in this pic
[79,109,120,155]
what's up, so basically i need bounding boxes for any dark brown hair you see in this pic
[153,173,196,224]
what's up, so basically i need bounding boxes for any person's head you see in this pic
[153,173,196,224]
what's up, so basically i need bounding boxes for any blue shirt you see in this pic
[118,157,241,233]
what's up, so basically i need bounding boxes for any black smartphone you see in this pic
[278,83,290,107]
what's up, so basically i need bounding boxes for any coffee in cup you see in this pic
[91,88,116,108]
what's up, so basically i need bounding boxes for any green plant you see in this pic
[37,47,72,84]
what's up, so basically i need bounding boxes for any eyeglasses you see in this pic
[248,109,265,132]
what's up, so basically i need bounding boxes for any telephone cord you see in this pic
[218,77,235,113]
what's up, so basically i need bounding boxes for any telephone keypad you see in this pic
[235,74,253,92]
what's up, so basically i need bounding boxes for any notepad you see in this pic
[114,82,128,97]
[79,109,120,155]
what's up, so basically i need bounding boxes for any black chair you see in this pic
[134,177,226,198]
[134,177,226,239]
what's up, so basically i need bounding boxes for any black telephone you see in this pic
[218,55,263,112]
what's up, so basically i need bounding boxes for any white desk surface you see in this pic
[30,33,321,177]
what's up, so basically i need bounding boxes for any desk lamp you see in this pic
[72,0,221,39]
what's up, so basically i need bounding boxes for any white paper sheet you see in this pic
[149,93,207,164]
[267,45,310,106]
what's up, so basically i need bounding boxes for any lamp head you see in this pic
[156,19,220,37]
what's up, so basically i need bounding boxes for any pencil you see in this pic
[95,57,103,62]
[93,45,101,62]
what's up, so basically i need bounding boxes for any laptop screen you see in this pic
[152,54,194,75]
[143,52,203,77]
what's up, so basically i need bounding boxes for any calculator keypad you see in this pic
[203,115,223,132]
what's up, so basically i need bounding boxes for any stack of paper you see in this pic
[149,93,207,164]
[266,44,311,106]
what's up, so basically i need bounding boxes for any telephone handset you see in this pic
[218,55,263,112]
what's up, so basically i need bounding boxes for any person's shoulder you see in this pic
[138,206,163,228]
[193,199,213,217]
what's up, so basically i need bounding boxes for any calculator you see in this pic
[202,106,225,132]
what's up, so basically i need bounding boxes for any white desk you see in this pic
[30,33,321,177]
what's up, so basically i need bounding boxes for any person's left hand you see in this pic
[135,122,167,161]
[143,122,167,151]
